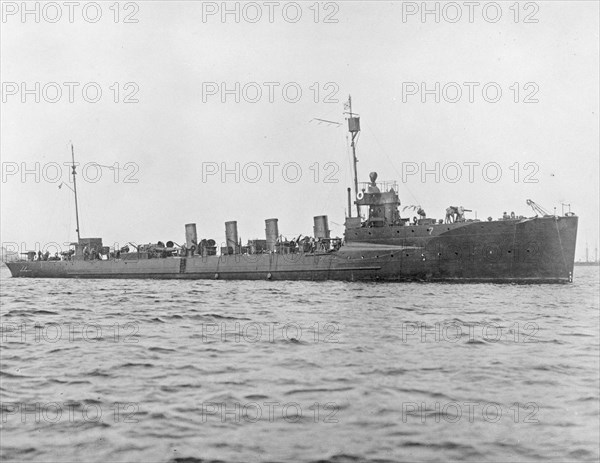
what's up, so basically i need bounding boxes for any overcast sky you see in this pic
[1,1,598,260]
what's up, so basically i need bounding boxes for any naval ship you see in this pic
[5,98,578,283]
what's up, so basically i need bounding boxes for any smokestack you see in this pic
[313,215,330,239]
[265,218,279,252]
[185,223,197,252]
[225,221,239,254]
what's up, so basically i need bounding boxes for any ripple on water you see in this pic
[0,266,598,462]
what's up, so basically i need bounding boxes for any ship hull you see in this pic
[5,216,578,283]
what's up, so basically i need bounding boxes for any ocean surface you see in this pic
[1,265,598,463]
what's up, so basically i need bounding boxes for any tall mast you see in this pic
[347,95,361,217]
[71,143,81,241]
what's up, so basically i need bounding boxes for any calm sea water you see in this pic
[1,265,598,463]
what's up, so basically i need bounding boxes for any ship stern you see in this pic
[4,262,24,277]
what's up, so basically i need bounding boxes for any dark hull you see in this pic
[5,216,578,283]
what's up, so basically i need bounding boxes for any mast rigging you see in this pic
[71,143,81,242]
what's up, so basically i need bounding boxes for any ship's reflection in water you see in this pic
[1,266,598,463]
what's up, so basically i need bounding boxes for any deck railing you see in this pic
[358,181,398,193]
